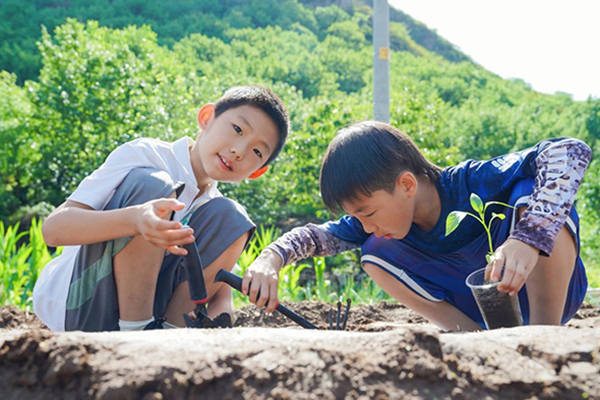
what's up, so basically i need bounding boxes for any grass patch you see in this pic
[2,221,598,310]
[0,219,62,311]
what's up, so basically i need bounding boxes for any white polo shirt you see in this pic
[33,136,221,331]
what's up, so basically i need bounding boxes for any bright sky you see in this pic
[389,0,600,101]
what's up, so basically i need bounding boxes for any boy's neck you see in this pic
[195,181,212,199]
[188,143,214,198]
[413,177,441,232]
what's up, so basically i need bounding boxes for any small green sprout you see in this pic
[445,193,514,263]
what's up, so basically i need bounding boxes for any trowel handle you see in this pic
[182,242,209,305]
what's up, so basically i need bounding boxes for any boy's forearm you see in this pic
[42,205,140,246]
[267,223,358,266]
[509,138,592,255]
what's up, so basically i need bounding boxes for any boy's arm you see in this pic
[509,138,592,255]
[489,138,592,294]
[42,199,195,256]
[243,219,365,312]
[267,223,361,267]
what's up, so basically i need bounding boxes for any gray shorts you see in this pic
[64,167,255,331]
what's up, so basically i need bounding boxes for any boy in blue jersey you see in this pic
[242,121,592,331]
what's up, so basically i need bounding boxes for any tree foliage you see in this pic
[0,2,598,275]
[0,0,464,83]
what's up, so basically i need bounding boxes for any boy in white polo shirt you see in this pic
[33,86,289,332]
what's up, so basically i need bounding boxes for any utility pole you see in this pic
[373,0,390,123]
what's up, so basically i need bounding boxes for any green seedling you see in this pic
[445,193,514,265]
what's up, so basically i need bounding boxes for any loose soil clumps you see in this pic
[1,301,599,399]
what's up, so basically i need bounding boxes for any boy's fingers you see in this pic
[167,245,187,256]
[155,238,195,249]
[484,263,493,281]
[241,273,252,296]
[162,228,195,242]
[153,219,183,231]
[145,230,194,246]
[504,264,518,292]
[266,284,278,313]
[150,227,193,240]
[154,198,185,211]
[256,281,269,308]
[153,199,185,218]
[490,253,505,283]
[507,263,526,295]
[499,262,516,292]
[248,281,259,304]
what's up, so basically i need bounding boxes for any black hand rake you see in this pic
[214,269,351,331]
[329,299,351,331]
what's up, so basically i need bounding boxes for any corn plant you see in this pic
[313,257,330,300]
[0,219,61,311]
[279,263,309,300]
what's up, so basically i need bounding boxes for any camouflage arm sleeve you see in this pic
[266,223,359,266]
[509,138,592,255]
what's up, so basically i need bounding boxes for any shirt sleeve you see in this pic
[508,138,592,255]
[68,139,153,210]
[267,216,368,266]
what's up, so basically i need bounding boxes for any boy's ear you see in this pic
[197,104,215,130]
[248,166,268,179]
[397,172,418,197]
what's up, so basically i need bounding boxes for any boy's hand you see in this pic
[242,249,283,313]
[485,238,539,296]
[135,199,195,256]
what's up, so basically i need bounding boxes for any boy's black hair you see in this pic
[320,121,442,214]
[214,86,289,166]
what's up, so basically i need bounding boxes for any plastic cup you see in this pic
[466,267,523,330]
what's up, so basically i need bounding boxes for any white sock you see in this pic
[119,317,154,331]
[163,321,181,329]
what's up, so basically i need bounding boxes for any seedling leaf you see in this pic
[492,212,506,220]
[470,193,484,214]
[445,211,468,236]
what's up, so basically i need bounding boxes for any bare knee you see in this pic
[527,225,577,325]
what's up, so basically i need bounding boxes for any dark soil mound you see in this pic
[234,300,429,331]
[0,306,47,331]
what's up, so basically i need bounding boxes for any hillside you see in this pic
[0,0,468,83]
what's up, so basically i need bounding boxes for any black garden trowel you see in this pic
[181,241,232,328]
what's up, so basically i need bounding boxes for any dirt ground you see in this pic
[1,301,599,400]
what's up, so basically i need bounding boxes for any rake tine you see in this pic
[329,309,333,330]
[341,298,351,331]
[336,301,342,330]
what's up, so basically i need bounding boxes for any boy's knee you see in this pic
[191,197,251,228]
[361,262,377,274]
[183,197,254,272]
[121,168,179,196]
[110,168,183,209]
